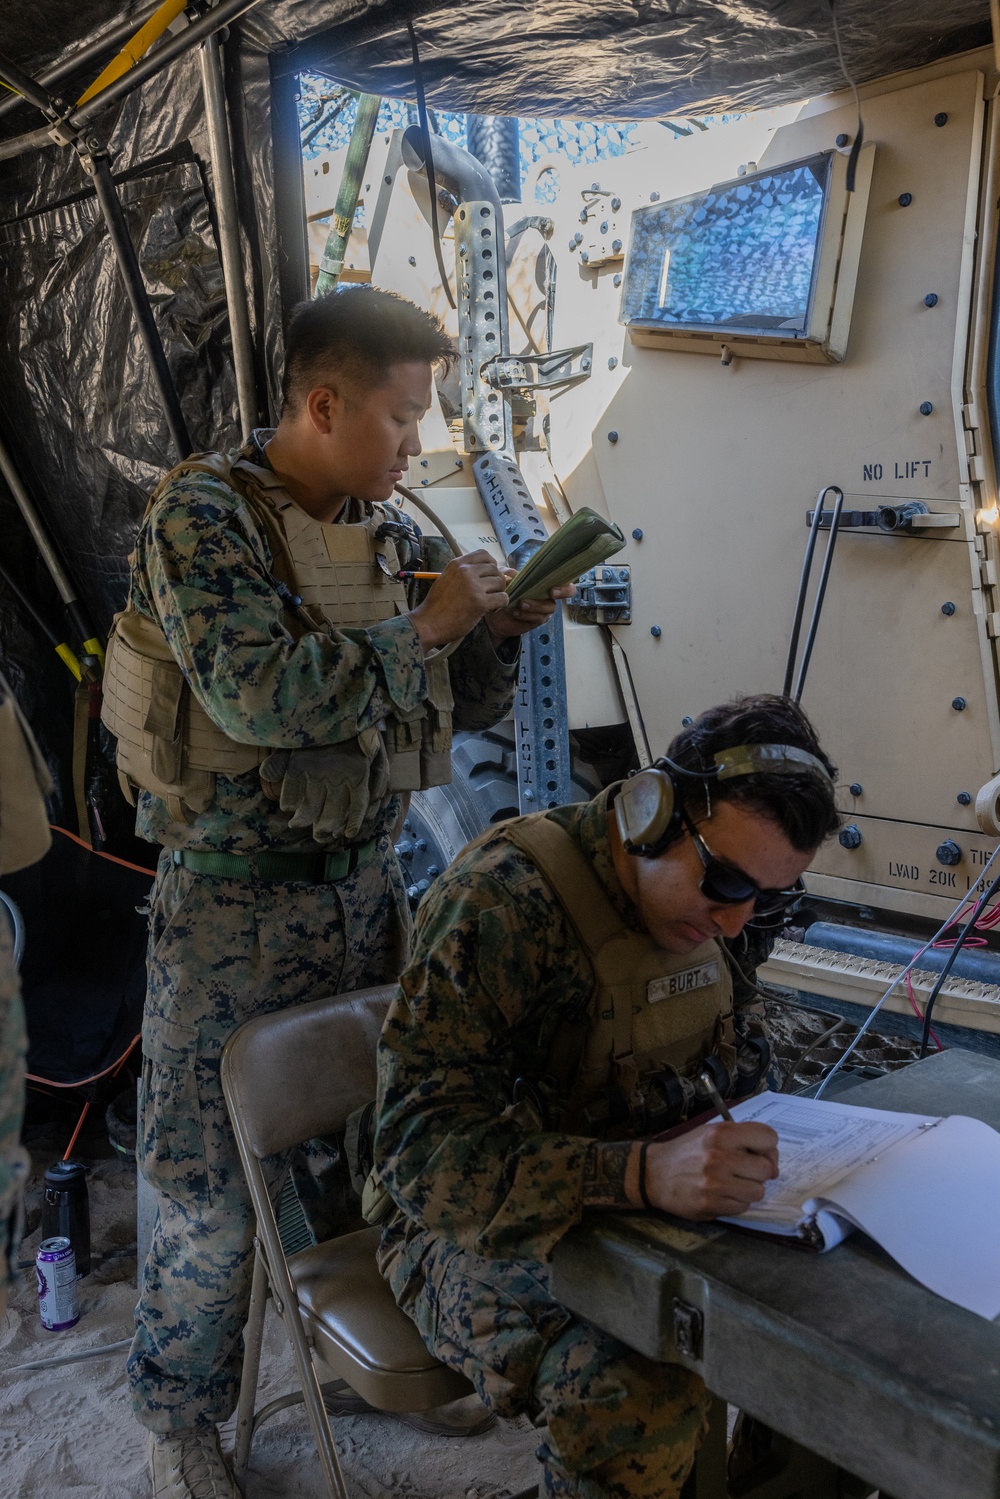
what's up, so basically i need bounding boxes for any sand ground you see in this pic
[0,1125,540,1498]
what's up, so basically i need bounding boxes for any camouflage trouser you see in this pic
[382,1230,710,1498]
[0,917,28,1314]
[128,838,410,1432]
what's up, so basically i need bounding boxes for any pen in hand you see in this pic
[700,1069,735,1122]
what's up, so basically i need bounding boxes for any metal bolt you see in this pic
[455,459,463,468]
[579,209,588,224]
[581,251,590,263]
[934,112,948,127]
[941,601,956,615]
[649,191,660,202]
[936,839,962,866]
[849,783,863,797]
[919,401,933,415]
[681,715,694,726]
[612,238,622,253]
[924,293,939,307]
[608,356,618,370]
[613,273,622,287]
[384,174,392,184]
[427,864,440,877]
[581,356,592,371]
[898,192,913,207]
[607,429,619,443]
[592,181,601,191]
[421,479,428,486]
[952,696,967,711]
[420,458,428,467]
[524,787,535,801]
[957,791,972,805]
[568,238,577,251]
[631,527,643,541]
[835,132,850,148]
[408,255,416,266]
[650,624,662,638]
[839,824,863,850]
[407,885,419,902]
[600,221,609,234]
[415,838,427,852]
[611,196,621,211]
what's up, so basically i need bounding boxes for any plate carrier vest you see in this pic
[101,450,454,825]
[495,813,741,1136]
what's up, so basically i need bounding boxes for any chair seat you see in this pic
[288,1225,472,1413]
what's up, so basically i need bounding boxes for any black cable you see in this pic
[919,870,1000,1057]
[406,21,455,311]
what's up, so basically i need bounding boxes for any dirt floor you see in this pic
[0,1122,541,1499]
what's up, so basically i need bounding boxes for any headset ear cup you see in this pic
[615,767,680,854]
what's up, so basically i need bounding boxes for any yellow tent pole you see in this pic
[76,0,190,106]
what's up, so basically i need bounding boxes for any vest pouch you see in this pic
[386,711,424,792]
[102,609,262,818]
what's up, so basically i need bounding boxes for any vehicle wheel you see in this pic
[397,724,600,908]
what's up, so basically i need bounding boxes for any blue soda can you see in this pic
[36,1236,80,1330]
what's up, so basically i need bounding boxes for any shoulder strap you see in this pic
[501,814,630,964]
[140,451,311,625]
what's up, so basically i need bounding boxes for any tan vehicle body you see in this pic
[304,46,1000,1032]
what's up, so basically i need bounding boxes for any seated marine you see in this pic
[373,692,840,1498]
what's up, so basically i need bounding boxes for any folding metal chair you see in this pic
[221,984,476,1498]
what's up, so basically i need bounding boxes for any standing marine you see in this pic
[102,286,566,1497]
[375,693,841,1499]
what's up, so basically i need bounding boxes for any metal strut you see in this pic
[401,126,574,813]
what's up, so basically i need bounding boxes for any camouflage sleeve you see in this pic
[418,534,519,732]
[0,920,28,1291]
[134,478,430,748]
[376,847,594,1262]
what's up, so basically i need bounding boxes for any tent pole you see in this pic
[88,151,192,459]
[0,3,162,124]
[0,431,101,663]
[199,31,259,437]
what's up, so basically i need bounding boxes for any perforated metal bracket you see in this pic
[455,199,510,455]
[471,450,573,812]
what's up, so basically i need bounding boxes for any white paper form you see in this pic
[719,1093,936,1230]
[810,1113,1000,1320]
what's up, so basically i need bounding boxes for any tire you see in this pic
[397,724,599,907]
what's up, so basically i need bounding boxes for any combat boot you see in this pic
[149,1429,241,1499]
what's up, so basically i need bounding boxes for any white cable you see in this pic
[813,842,1000,1098]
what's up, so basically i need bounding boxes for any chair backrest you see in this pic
[221,984,394,1159]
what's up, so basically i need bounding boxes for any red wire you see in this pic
[49,823,155,877]
[26,1034,141,1090]
[903,890,1000,1051]
[62,1101,91,1160]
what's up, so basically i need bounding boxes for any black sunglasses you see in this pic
[681,806,805,917]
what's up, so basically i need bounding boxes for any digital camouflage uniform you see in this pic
[0,670,51,1309]
[376,788,742,1499]
[124,431,519,1432]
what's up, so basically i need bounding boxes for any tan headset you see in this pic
[615,743,833,857]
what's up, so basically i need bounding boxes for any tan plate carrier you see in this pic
[101,451,455,824]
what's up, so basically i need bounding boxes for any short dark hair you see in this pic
[666,693,840,853]
[281,286,456,411]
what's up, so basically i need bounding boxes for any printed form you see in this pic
[714,1092,1000,1319]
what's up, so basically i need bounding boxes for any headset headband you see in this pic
[615,741,833,857]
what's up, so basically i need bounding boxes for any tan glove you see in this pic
[260,729,390,843]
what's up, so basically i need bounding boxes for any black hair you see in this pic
[281,285,456,412]
[665,693,841,853]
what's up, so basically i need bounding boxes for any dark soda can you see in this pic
[36,1237,80,1330]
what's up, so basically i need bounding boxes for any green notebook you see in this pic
[505,507,626,604]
